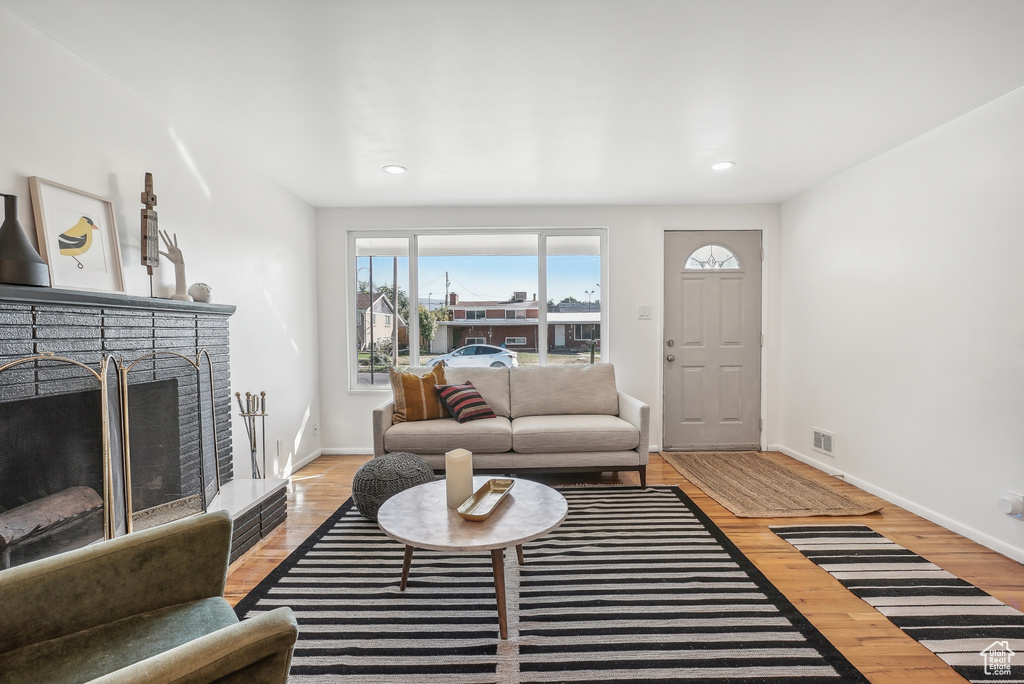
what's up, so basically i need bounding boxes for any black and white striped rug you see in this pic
[772,524,1024,683]
[236,486,866,682]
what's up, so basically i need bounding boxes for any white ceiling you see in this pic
[4,0,1024,208]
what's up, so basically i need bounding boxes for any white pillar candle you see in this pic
[445,448,474,508]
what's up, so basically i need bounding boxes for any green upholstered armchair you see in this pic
[0,509,297,684]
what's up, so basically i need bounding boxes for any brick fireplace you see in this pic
[0,283,285,566]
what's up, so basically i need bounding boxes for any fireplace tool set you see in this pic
[237,391,267,478]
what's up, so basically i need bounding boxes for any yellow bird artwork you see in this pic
[58,216,98,269]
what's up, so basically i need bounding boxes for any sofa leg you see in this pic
[638,465,647,488]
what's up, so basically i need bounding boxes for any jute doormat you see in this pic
[663,451,882,517]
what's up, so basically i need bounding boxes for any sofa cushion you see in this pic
[436,382,498,423]
[0,597,237,684]
[390,364,447,423]
[412,452,516,471]
[509,364,619,418]
[444,366,511,417]
[384,416,512,454]
[512,451,641,469]
[511,414,640,454]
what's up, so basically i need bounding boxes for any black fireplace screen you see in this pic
[126,379,182,511]
[105,358,128,539]
[0,381,106,568]
[123,350,216,531]
[0,351,221,567]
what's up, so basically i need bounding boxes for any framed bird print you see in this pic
[29,177,125,293]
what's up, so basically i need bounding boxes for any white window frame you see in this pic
[465,337,486,345]
[348,227,608,391]
[465,310,486,320]
[505,336,527,346]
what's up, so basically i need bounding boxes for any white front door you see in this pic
[663,231,762,450]
[554,325,566,347]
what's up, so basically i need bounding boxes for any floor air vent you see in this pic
[812,428,835,456]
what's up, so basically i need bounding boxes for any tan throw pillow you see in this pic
[390,365,448,424]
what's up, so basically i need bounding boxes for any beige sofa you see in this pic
[373,363,650,486]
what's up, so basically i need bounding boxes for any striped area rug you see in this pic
[772,525,1024,683]
[236,486,866,682]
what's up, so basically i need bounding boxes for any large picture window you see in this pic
[349,229,606,389]
[353,237,409,387]
[548,235,602,356]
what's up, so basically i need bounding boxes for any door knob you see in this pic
[666,354,675,362]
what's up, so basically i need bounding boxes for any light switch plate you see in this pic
[637,305,651,320]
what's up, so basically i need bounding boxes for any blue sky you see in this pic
[363,255,601,305]
[422,255,600,304]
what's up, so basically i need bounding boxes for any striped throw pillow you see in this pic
[390,364,447,423]
[435,381,497,423]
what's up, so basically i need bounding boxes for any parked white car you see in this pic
[425,344,519,368]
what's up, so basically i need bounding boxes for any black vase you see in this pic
[0,192,50,287]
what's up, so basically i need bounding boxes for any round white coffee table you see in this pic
[376,476,567,639]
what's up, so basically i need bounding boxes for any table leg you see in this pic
[516,544,525,565]
[400,545,414,591]
[491,548,508,639]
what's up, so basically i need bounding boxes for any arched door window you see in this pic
[684,244,740,270]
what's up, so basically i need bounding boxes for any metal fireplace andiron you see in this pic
[0,350,222,569]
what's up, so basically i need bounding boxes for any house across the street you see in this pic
[435,292,600,353]
[355,292,402,351]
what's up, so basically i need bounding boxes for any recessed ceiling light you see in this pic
[382,165,407,175]
[711,161,735,171]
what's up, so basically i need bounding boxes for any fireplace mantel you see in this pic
[0,283,236,316]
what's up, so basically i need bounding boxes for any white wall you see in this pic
[0,9,322,478]
[779,87,1024,561]
[316,204,781,454]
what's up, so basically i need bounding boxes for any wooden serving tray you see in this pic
[457,479,515,521]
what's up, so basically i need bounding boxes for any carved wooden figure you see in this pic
[140,172,159,275]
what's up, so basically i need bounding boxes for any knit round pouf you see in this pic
[351,452,435,520]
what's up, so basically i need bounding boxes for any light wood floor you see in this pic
[225,452,1024,683]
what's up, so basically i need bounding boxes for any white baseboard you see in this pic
[271,448,329,478]
[321,446,666,458]
[270,448,371,478]
[772,444,1024,564]
[767,443,846,476]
